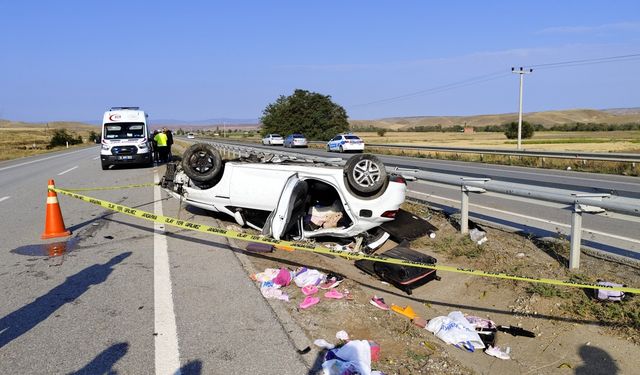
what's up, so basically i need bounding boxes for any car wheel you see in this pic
[326,145,331,152]
[101,161,108,170]
[182,143,222,183]
[344,154,387,195]
[339,145,344,153]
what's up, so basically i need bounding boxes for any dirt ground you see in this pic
[226,201,640,375]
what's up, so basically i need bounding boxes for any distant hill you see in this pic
[350,108,640,130]
[0,119,98,131]
[153,118,259,127]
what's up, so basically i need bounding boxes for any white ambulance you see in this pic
[100,107,152,169]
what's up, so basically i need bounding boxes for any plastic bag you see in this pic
[427,311,485,351]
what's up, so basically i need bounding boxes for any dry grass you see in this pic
[355,131,640,153]
[0,121,98,161]
[351,108,640,129]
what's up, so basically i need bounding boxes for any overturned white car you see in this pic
[161,143,407,246]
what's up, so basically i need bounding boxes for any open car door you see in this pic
[267,174,309,240]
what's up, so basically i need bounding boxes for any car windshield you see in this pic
[345,135,361,140]
[104,123,145,139]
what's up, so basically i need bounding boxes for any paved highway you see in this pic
[0,147,309,374]
[200,139,640,258]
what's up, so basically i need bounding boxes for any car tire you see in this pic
[339,145,344,153]
[344,154,387,195]
[326,145,331,152]
[101,162,108,170]
[182,143,222,183]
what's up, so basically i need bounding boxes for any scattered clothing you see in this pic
[314,339,336,350]
[273,268,293,287]
[260,286,289,301]
[596,281,625,301]
[322,340,371,375]
[294,267,326,288]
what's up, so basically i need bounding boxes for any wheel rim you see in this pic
[352,159,381,187]
[190,151,214,173]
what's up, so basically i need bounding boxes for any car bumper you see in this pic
[101,152,152,164]
[341,143,365,151]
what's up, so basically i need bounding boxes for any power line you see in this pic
[347,52,640,110]
[529,53,640,68]
[348,70,509,109]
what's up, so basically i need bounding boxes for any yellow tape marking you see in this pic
[51,187,640,294]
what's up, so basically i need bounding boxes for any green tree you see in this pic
[377,128,387,137]
[48,128,81,148]
[88,130,99,142]
[260,89,349,140]
[504,121,535,139]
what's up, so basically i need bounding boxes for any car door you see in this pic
[268,174,308,240]
[329,136,341,151]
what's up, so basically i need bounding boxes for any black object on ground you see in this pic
[245,243,274,253]
[497,325,536,338]
[380,208,438,242]
[355,241,439,295]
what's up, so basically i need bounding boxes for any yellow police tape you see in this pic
[62,183,157,192]
[51,186,639,294]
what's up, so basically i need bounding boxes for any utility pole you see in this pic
[511,67,533,150]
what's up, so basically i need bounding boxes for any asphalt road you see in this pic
[200,139,640,258]
[0,147,309,374]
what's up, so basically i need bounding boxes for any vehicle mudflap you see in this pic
[355,241,439,295]
[380,208,438,242]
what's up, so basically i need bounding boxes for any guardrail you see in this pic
[307,141,640,163]
[186,139,640,269]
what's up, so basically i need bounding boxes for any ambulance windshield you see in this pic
[104,123,145,139]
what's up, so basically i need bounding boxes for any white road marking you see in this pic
[408,189,640,243]
[0,147,96,172]
[92,156,100,160]
[153,172,181,375]
[0,196,10,203]
[57,166,78,175]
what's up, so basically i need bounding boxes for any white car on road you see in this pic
[161,143,407,243]
[327,133,365,153]
[262,134,284,146]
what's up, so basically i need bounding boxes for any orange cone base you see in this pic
[41,229,71,240]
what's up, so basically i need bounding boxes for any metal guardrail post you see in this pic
[569,203,583,269]
[461,186,470,234]
[568,194,608,269]
[459,178,489,234]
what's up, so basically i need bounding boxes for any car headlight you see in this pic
[101,144,110,151]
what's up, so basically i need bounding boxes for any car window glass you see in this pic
[345,135,360,140]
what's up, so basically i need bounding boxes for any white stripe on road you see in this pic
[154,172,181,375]
[408,189,640,243]
[0,147,96,172]
[57,166,78,175]
[0,196,10,203]
[93,156,100,160]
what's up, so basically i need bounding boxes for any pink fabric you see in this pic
[273,268,292,286]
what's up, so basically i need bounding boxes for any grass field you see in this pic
[0,121,98,161]
[356,130,640,153]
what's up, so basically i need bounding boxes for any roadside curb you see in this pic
[225,235,318,371]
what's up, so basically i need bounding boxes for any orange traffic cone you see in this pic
[41,179,71,239]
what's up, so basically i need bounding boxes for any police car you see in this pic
[326,133,365,153]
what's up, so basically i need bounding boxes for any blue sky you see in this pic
[1,1,639,122]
